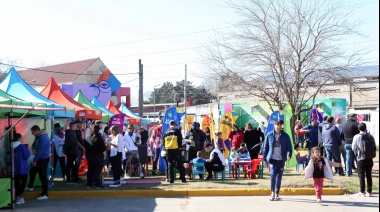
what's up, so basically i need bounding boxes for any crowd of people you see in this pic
[11,112,375,205]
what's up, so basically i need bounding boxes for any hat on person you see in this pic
[347,113,357,118]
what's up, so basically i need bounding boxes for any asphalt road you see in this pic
[10,195,379,212]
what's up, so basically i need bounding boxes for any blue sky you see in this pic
[0,0,378,105]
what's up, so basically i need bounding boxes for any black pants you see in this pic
[110,152,122,181]
[249,147,260,160]
[205,162,224,176]
[66,154,78,182]
[15,174,28,196]
[53,150,65,178]
[167,150,185,182]
[87,159,104,187]
[357,158,373,193]
[28,158,49,196]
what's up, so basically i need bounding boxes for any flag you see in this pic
[265,110,284,136]
[309,108,324,124]
[201,115,210,132]
[159,107,185,172]
[284,104,296,168]
[209,107,216,147]
[185,115,194,132]
[218,111,238,158]
[108,113,126,131]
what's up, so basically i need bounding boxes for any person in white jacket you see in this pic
[53,123,66,180]
[123,124,144,179]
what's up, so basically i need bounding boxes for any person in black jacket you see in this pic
[185,122,206,162]
[244,122,265,159]
[84,124,106,189]
[139,126,149,145]
[63,122,79,184]
[342,113,360,177]
[164,120,186,183]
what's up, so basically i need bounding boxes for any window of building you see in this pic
[320,89,340,93]
[354,87,376,92]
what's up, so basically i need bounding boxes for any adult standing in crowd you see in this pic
[107,126,124,187]
[228,125,244,150]
[13,133,30,204]
[124,124,145,179]
[102,126,112,175]
[63,122,79,184]
[262,120,292,201]
[336,118,346,173]
[185,122,206,162]
[84,124,106,189]
[318,116,329,156]
[150,121,162,176]
[53,123,66,181]
[352,123,375,197]
[300,118,319,160]
[259,121,266,134]
[164,120,186,183]
[29,125,50,200]
[322,116,344,176]
[342,113,360,177]
[244,122,264,159]
[205,127,211,144]
[75,120,86,178]
[139,126,149,146]
[204,143,225,181]
[294,120,305,148]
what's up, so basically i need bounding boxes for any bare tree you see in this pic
[199,0,367,141]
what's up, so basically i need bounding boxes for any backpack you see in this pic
[358,133,376,159]
[164,135,179,149]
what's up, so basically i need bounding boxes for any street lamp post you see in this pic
[153,84,161,123]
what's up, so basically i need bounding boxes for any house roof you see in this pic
[18,58,99,86]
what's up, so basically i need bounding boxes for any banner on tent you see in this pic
[108,114,126,131]
[185,115,194,132]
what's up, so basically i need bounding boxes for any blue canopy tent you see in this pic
[91,96,128,125]
[119,103,150,125]
[0,67,75,118]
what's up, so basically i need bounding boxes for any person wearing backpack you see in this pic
[352,123,376,197]
[164,120,186,183]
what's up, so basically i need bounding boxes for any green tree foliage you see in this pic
[149,80,216,105]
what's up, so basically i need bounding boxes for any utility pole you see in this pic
[139,59,143,118]
[184,64,187,123]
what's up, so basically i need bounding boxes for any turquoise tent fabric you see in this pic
[91,97,128,125]
[0,67,75,118]
[119,103,150,125]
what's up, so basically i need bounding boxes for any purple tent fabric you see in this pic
[224,139,231,151]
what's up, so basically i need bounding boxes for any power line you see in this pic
[111,60,201,71]
[121,78,139,85]
[20,26,233,57]
[0,62,138,76]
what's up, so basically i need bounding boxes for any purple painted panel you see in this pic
[62,82,111,106]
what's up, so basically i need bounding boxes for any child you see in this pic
[13,133,30,204]
[192,151,207,179]
[304,147,334,203]
[216,132,225,153]
[238,149,249,160]
[294,144,309,165]
[230,148,238,161]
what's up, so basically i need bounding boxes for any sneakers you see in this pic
[366,192,373,197]
[317,199,321,203]
[354,192,365,197]
[204,175,213,181]
[152,170,157,176]
[96,186,105,190]
[140,173,144,179]
[109,181,121,187]
[36,195,48,200]
[16,197,25,204]
[274,196,280,201]
[24,187,33,192]
[124,173,131,179]
[269,196,275,201]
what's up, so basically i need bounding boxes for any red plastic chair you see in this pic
[244,159,261,179]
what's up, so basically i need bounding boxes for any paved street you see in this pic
[11,195,379,212]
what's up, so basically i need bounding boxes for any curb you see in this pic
[23,188,344,199]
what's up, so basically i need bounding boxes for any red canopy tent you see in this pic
[40,78,102,120]
[106,100,140,124]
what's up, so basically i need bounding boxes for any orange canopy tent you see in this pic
[40,78,102,120]
[106,100,141,124]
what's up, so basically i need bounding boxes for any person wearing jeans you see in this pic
[29,125,50,200]
[63,122,79,184]
[342,113,360,177]
[150,123,162,175]
[322,116,344,176]
[262,120,292,201]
